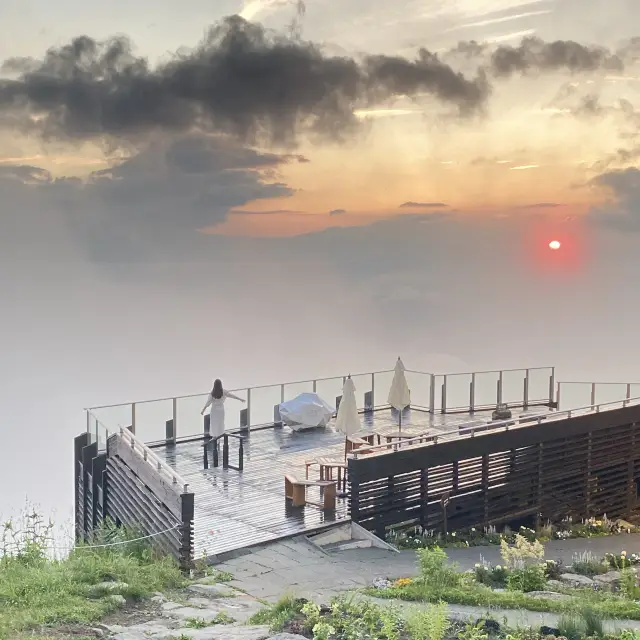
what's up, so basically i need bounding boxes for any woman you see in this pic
[201,378,245,439]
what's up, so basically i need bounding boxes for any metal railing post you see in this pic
[441,375,447,414]
[627,383,632,401]
[371,372,375,408]
[549,367,555,406]
[280,384,285,403]
[172,397,177,442]
[591,383,596,409]
[469,373,475,413]
[497,370,503,405]
[313,379,317,393]
[556,382,561,410]
[131,403,136,435]
[524,369,529,408]
[86,410,91,434]
[429,374,435,414]
[246,388,252,428]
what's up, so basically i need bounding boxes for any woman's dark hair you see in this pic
[212,379,223,399]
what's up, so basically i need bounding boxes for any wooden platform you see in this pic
[153,407,525,558]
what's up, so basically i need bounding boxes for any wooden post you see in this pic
[179,491,195,571]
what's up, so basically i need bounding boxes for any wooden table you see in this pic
[315,456,348,493]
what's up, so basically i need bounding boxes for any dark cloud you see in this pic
[0,136,295,260]
[488,36,623,77]
[588,167,640,231]
[399,201,448,208]
[329,208,346,215]
[0,15,488,147]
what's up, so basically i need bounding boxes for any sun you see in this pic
[549,240,561,250]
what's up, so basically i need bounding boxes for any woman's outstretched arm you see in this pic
[224,390,245,402]
[201,393,213,414]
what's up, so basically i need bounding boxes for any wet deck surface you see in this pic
[154,407,523,557]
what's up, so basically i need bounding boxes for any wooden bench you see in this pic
[284,475,337,510]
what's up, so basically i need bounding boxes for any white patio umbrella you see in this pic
[334,375,361,456]
[388,357,411,429]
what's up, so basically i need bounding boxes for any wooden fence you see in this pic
[74,431,194,569]
[347,405,640,538]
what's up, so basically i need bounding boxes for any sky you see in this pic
[2,0,640,525]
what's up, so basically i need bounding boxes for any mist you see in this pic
[2,211,640,522]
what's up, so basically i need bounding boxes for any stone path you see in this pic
[216,533,640,602]
[101,532,640,638]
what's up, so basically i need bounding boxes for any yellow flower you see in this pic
[394,578,413,587]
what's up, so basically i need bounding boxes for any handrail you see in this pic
[351,394,640,459]
[558,380,640,385]
[85,368,396,410]
[411,366,553,376]
[118,426,189,493]
[86,365,554,411]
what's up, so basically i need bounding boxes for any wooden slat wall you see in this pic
[105,434,195,569]
[73,431,195,569]
[348,407,640,538]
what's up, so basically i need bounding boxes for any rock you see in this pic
[188,583,237,598]
[89,581,129,597]
[546,580,564,590]
[109,622,271,640]
[267,634,309,640]
[476,618,500,633]
[558,573,594,587]
[527,591,571,600]
[540,626,561,636]
[150,594,167,604]
[161,601,184,612]
[594,571,622,586]
[372,577,392,589]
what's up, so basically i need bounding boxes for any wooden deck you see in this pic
[153,407,520,558]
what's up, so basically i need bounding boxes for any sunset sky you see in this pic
[2,0,640,518]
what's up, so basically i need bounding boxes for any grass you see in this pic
[0,510,185,639]
[366,580,640,619]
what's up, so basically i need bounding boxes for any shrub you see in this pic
[620,568,640,600]
[474,563,508,588]
[500,534,545,569]
[405,601,449,640]
[571,551,609,577]
[543,559,563,580]
[416,546,462,589]
[507,564,547,593]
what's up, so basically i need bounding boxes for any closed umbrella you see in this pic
[388,357,411,429]
[335,375,361,455]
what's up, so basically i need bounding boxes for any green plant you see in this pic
[474,563,508,588]
[458,620,489,640]
[312,621,336,640]
[557,613,584,640]
[581,606,604,637]
[619,630,640,640]
[620,568,640,600]
[248,594,305,631]
[416,547,461,588]
[405,601,449,640]
[500,534,544,569]
[213,611,234,624]
[507,564,547,593]
[571,551,609,577]
[185,617,208,628]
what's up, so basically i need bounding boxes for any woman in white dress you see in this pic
[200,379,245,439]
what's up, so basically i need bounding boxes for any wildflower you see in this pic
[622,550,627,556]
[495,565,502,570]
[475,563,482,568]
